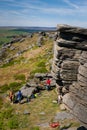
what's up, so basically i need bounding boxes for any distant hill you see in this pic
[0,26,56,44]
[0,26,56,32]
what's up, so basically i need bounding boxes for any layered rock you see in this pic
[52,41,81,89]
[52,24,87,127]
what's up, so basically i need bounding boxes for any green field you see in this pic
[0,29,29,45]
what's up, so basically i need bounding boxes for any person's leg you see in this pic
[48,85,51,90]
[46,85,49,90]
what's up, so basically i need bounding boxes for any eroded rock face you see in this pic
[52,24,87,127]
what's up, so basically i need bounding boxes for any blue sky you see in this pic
[0,0,87,27]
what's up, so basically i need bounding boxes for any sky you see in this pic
[0,0,87,27]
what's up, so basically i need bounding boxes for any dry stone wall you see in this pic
[51,24,87,127]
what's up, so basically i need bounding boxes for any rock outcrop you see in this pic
[19,73,56,97]
[52,24,87,127]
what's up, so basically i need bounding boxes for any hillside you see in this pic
[0,27,56,45]
[0,30,81,130]
[0,32,54,88]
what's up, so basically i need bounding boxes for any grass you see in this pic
[0,56,25,68]
[22,90,59,129]
[0,105,14,130]
[0,29,29,44]
[0,61,16,68]
[30,67,48,78]
[0,102,30,129]
[14,74,26,81]
[30,59,48,78]
[0,89,59,130]
[1,107,14,119]
[0,33,53,86]
[29,126,40,130]
[29,53,53,78]
[0,32,57,130]
[0,81,24,93]
[8,116,19,129]
[0,97,3,109]
[0,84,81,130]
[0,30,82,130]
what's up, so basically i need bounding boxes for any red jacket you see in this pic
[46,79,51,85]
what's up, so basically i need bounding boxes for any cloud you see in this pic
[63,0,79,9]
[0,0,82,16]
[0,0,87,17]
[0,0,87,27]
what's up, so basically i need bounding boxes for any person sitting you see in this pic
[45,77,51,91]
[17,90,23,103]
